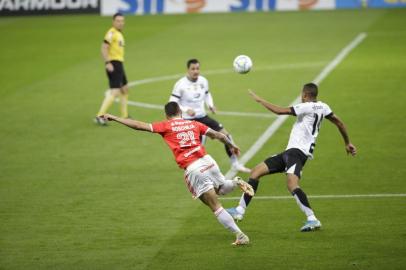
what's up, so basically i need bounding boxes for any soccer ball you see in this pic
[233,55,253,74]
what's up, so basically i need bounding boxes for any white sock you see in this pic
[230,154,238,166]
[236,195,246,214]
[218,180,237,195]
[307,215,317,221]
[214,207,241,234]
[293,194,316,220]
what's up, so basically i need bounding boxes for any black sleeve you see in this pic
[103,39,110,44]
[290,107,297,116]
[325,112,334,119]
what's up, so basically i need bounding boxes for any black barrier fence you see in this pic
[0,0,100,16]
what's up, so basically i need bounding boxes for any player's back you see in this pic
[151,118,209,169]
[288,101,333,158]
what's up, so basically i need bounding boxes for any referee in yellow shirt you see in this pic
[95,13,129,125]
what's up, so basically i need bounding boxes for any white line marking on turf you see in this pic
[127,100,276,118]
[220,193,406,200]
[224,32,367,179]
[127,61,326,87]
[123,61,326,118]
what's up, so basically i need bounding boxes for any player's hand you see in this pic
[106,62,114,73]
[209,106,216,114]
[248,89,262,102]
[230,145,241,156]
[186,109,196,117]
[346,143,357,156]
[101,114,116,121]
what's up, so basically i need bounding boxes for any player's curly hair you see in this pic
[303,83,318,98]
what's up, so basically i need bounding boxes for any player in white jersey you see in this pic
[227,83,357,232]
[169,59,250,173]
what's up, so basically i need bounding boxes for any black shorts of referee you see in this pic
[106,60,128,89]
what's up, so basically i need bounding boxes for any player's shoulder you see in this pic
[173,77,186,90]
[315,101,333,112]
[198,75,208,83]
[175,76,188,85]
[316,100,330,107]
[105,27,117,40]
[106,27,116,35]
[293,102,312,110]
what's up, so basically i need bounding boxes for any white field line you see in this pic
[123,61,326,118]
[127,61,327,87]
[224,32,367,179]
[127,100,276,118]
[220,193,406,200]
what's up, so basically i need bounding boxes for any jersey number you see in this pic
[309,113,323,154]
[311,113,324,135]
[177,131,197,148]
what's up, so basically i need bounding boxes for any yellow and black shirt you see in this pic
[104,27,125,62]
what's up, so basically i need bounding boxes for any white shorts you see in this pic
[184,155,226,199]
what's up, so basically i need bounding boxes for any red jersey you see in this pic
[151,118,210,169]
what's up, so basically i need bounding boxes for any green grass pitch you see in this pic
[1,9,406,270]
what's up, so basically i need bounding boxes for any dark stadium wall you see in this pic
[0,0,100,16]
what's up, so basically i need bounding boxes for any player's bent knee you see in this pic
[250,163,269,180]
[121,85,129,94]
[286,174,300,192]
[200,189,221,211]
[110,89,121,97]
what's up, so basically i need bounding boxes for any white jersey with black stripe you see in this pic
[169,75,213,120]
[287,101,333,159]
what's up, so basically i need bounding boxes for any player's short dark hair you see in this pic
[113,12,124,19]
[165,102,181,117]
[187,59,199,68]
[303,83,318,98]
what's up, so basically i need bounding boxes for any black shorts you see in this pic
[194,116,223,132]
[106,60,128,89]
[263,148,308,178]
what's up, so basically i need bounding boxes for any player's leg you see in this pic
[205,154,253,196]
[95,63,122,125]
[226,153,285,221]
[226,162,269,220]
[95,88,121,125]
[218,127,251,173]
[192,155,252,196]
[284,149,321,231]
[119,69,129,118]
[120,84,129,118]
[199,189,249,245]
[217,177,254,196]
[286,174,321,231]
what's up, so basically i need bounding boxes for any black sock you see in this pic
[291,188,312,209]
[243,178,259,207]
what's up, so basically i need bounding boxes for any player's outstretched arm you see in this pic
[206,129,240,156]
[248,89,293,115]
[326,114,357,156]
[101,114,152,132]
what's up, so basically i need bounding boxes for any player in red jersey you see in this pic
[101,102,254,245]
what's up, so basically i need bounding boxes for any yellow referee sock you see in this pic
[97,92,116,116]
[120,93,129,118]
